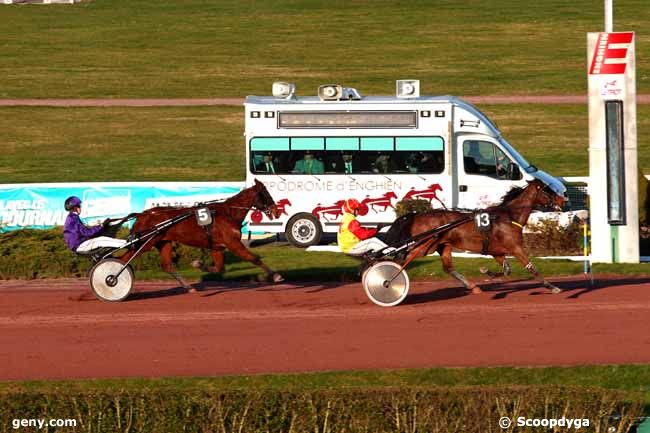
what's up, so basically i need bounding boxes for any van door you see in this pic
[456,135,525,209]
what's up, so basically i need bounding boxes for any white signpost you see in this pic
[587,31,639,263]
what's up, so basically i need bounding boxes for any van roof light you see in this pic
[396,80,420,98]
[318,84,362,101]
[272,82,296,99]
[318,84,343,100]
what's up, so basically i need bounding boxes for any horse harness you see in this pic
[473,211,526,255]
[193,201,272,250]
[473,211,497,255]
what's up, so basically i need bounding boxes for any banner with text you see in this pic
[0,182,244,231]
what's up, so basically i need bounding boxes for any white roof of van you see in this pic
[244,95,460,105]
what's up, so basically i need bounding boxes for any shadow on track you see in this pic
[118,269,650,305]
[564,275,650,299]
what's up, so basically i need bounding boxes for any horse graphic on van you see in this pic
[401,184,446,209]
[359,192,398,215]
[311,200,345,221]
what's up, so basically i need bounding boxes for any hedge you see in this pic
[0,228,211,279]
[0,386,644,433]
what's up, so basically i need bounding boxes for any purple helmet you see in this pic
[64,196,82,211]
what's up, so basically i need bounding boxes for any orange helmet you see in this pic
[343,198,361,214]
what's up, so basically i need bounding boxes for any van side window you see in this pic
[463,140,521,180]
[494,147,522,180]
[251,136,444,175]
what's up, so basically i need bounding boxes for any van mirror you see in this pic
[509,163,522,180]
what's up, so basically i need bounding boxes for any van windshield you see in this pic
[498,137,535,173]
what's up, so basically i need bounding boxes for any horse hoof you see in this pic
[479,266,489,274]
[550,286,561,294]
[272,273,284,283]
[470,285,483,294]
[186,286,197,294]
[191,260,204,269]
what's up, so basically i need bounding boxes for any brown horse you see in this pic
[119,180,282,291]
[384,179,566,294]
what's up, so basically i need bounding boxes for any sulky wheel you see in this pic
[89,258,134,302]
[362,261,410,307]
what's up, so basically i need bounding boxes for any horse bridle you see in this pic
[536,184,563,210]
[255,187,277,218]
[508,183,559,229]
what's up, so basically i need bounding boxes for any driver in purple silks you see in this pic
[63,196,126,253]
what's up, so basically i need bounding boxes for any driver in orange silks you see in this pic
[337,198,388,256]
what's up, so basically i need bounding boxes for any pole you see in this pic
[583,222,589,274]
[605,0,613,32]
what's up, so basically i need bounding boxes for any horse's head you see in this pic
[253,179,281,219]
[529,180,566,211]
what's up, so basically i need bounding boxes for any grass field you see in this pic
[0,0,648,98]
[2,104,650,183]
[0,106,243,183]
[4,365,649,404]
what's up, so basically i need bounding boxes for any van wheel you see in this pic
[286,213,322,248]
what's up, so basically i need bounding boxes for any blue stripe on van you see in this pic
[360,137,394,151]
[291,137,325,150]
[250,137,289,151]
[326,137,359,151]
[395,136,444,151]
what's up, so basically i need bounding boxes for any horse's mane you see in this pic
[223,183,258,204]
[498,185,526,205]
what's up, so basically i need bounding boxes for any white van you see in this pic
[244,81,565,247]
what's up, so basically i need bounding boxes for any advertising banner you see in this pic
[0,182,244,231]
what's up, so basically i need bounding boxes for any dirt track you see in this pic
[1,275,650,381]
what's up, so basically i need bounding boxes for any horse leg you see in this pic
[225,238,283,283]
[439,244,482,294]
[511,249,561,294]
[209,247,226,273]
[191,247,226,274]
[158,241,195,293]
[480,255,511,278]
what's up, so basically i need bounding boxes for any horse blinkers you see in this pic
[534,184,565,211]
[255,186,281,219]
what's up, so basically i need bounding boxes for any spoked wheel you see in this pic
[362,261,410,307]
[89,258,134,302]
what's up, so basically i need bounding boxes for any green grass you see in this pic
[3,365,649,405]
[0,0,648,98]
[2,104,650,183]
[0,106,243,183]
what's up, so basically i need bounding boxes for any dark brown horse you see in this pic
[119,180,282,291]
[384,179,566,294]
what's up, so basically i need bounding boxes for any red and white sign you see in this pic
[589,32,634,75]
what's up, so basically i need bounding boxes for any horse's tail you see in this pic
[383,213,417,247]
